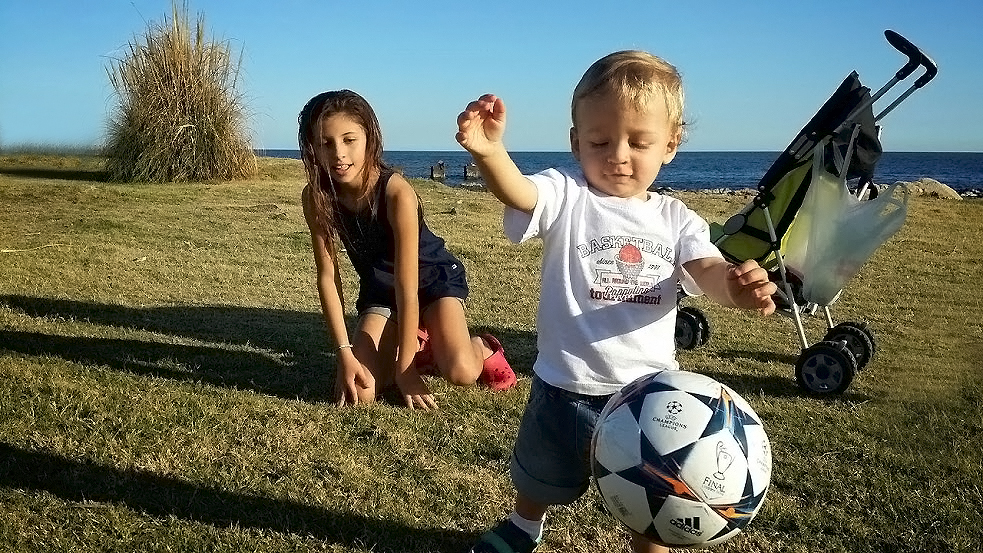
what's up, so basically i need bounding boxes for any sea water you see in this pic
[258,150,983,192]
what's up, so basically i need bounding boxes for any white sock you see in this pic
[509,511,544,542]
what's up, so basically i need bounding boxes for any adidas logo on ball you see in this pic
[670,516,703,537]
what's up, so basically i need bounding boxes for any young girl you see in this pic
[299,89,516,410]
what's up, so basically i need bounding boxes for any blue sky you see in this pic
[1,1,980,152]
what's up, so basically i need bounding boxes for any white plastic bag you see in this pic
[786,146,910,306]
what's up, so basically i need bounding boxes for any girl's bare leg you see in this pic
[349,311,398,403]
[420,297,489,386]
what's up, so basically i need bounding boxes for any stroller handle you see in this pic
[885,30,938,88]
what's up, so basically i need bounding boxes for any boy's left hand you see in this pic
[728,260,777,316]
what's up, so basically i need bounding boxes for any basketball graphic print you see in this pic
[616,243,644,281]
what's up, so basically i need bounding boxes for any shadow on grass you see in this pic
[0,442,474,552]
[0,166,109,182]
[0,329,332,399]
[0,294,538,402]
[3,294,870,402]
[716,349,800,366]
[703,348,874,401]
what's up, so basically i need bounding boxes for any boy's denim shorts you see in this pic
[510,375,614,505]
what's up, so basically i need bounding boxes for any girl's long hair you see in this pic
[298,90,388,253]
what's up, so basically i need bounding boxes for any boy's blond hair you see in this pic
[572,50,685,136]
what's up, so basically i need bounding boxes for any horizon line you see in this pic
[253,148,983,155]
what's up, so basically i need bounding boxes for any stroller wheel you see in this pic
[683,306,711,346]
[675,307,707,350]
[823,322,877,370]
[795,340,858,395]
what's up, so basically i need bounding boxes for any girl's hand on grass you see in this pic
[456,94,506,158]
[395,366,438,410]
[334,354,373,407]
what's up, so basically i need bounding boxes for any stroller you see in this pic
[675,30,937,395]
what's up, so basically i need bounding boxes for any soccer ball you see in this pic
[591,370,772,548]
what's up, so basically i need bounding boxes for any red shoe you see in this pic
[415,328,438,376]
[478,333,517,391]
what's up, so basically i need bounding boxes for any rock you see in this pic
[894,178,962,200]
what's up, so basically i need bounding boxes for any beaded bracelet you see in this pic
[336,344,353,351]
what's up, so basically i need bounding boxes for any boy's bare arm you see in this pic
[456,94,537,213]
[684,258,777,316]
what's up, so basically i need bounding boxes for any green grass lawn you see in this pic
[1,154,981,553]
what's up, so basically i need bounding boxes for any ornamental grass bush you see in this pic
[103,1,256,183]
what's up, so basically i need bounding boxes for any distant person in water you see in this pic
[298,89,516,410]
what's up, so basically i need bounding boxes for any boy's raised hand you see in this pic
[456,94,507,157]
[455,93,538,213]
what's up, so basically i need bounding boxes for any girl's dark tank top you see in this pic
[335,169,468,312]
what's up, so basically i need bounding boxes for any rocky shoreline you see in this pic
[659,178,980,200]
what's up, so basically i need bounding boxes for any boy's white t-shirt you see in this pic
[504,167,723,396]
